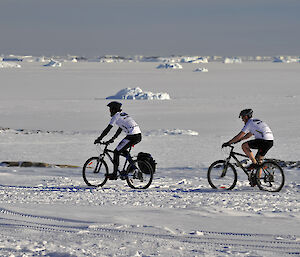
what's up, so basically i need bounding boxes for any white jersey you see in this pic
[109,112,141,135]
[242,118,274,140]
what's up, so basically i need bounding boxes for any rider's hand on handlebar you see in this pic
[106,138,114,144]
[94,137,101,144]
[222,142,231,148]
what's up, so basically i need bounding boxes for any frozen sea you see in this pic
[0,61,300,256]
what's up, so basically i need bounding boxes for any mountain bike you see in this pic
[207,145,285,192]
[82,142,153,189]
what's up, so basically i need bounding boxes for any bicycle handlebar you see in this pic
[102,141,110,146]
[95,141,110,146]
[222,141,241,149]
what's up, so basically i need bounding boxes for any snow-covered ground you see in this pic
[0,61,299,256]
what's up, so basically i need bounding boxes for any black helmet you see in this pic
[107,101,122,111]
[239,108,253,118]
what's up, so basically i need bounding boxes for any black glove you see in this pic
[94,137,101,144]
[222,142,230,148]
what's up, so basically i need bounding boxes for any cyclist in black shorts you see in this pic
[94,101,142,180]
[222,109,274,171]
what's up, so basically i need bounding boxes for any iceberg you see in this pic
[43,60,62,67]
[156,63,183,69]
[106,87,170,100]
[180,57,208,63]
[224,57,242,64]
[194,67,208,72]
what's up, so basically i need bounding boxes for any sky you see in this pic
[0,0,299,57]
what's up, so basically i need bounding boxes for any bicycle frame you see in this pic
[224,146,252,177]
[97,144,134,174]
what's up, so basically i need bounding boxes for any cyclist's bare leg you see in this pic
[242,142,257,164]
[255,153,264,177]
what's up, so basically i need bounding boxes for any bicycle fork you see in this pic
[93,155,105,174]
[221,158,231,177]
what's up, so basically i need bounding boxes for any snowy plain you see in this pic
[0,61,300,256]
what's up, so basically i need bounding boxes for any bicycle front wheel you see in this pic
[256,161,285,192]
[82,157,108,187]
[126,160,153,189]
[207,160,237,190]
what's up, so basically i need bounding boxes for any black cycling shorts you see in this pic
[248,139,273,156]
[115,133,142,153]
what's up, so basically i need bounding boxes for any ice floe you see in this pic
[106,87,170,100]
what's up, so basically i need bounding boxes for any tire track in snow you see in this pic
[0,207,93,224]
[1,207,300,255]
[1,222,300,255]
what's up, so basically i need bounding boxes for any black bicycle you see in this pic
[207,145,285,192]
[82,142,153,189]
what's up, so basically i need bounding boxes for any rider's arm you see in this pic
[111,127,122,141]
[227,131,246,145]
[97,124,113,141]
[241,132,253,141]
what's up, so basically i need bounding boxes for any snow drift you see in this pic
[106,87,171,100]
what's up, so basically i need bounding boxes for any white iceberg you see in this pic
[194,67,208,72]
[224,57,242,64]
[0,61,21,68]
[43,60,62,67]
[189,57,208,63]
[106,87,170,100]
[144,129,198,136]
[180,57,208,63]
[156,63,183,69]
[273,56,300,63]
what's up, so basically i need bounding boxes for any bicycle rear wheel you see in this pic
[126,160,153,189]
[207,160,237,190]
[82,157,108,187]
[256,161,285,192]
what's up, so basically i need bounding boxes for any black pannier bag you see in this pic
[137,152,156,174]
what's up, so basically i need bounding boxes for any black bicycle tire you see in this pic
[82,157,108,187]
[126,160,153,189]
[256,160,285,192]
[207,160,237,190]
